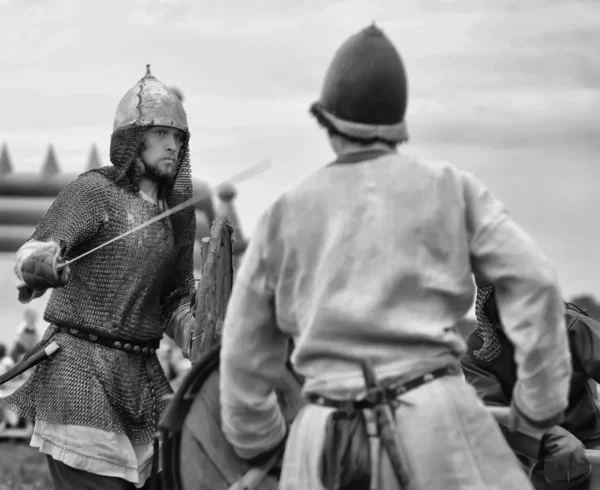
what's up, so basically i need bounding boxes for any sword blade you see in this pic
[56,159,271,269]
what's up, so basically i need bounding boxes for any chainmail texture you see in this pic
[473,284,503,362]
[0,123,196,443]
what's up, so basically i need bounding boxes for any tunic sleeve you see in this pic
[462,170,572,427]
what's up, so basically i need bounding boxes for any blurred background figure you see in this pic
[0,308,41,433]
[0,343,10,372]
[10,307,41,363]
[0,342,23,431]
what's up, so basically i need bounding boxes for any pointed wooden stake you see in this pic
[40,145,60,177]
[0,143,13,175]
[86,144,103,170]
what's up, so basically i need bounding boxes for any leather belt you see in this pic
[56,326,161,356]
[307,364,460,412]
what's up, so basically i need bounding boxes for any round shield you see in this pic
[159,343,305,490]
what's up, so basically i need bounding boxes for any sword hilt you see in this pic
[360,358,387,405]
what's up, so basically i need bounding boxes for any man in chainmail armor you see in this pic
[462,285,600,489]
[218,24,573,489]
[0,65,196,490]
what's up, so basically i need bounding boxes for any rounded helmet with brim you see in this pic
[310,23,409,146]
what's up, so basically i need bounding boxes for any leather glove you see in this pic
[21,241,71,290]
[541,427,591,487]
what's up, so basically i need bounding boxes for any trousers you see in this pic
[46,456,163,490]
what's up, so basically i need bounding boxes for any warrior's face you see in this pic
[140,126,185,186]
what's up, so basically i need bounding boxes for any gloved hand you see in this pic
[541,427,591,487]
[21,241,71,290]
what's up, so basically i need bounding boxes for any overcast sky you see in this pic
[0,0,598,344]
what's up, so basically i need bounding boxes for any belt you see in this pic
[56,326,161,356]
[58,324,162,489]
[307,364,459,412]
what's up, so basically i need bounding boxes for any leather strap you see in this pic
[308,365,459,411]
[56,326,161,356]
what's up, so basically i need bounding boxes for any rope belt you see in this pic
[307,364,460,411]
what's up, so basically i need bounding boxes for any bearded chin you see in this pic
[146,165,177,188]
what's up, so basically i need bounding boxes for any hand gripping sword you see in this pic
[5,161,270,385]
[56,159,271,270]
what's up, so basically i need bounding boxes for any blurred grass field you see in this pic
[0,441,52,490]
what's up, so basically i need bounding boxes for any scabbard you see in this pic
[363,409,381,490]
[0,341,60,387]
[374,404,411,487]
[360,358,412,488]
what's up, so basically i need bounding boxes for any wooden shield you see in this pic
[159,344,305,490]
[191,216,234,363]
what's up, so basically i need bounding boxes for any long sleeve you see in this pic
[28,174,107,255]
[462,171,571,425]
[14,174,108,303]
[460,354,545,459]
[219,210,289,460]
[160,207,196,349]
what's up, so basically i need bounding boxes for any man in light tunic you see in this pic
[218,24,573,490]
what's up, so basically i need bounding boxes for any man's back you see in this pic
[219,24,573,489]
[247,151,487,396]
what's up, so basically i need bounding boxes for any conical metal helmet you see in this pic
[113,64,188,132]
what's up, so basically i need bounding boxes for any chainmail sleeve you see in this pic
[29,172,108,256]
[160,207,196,336]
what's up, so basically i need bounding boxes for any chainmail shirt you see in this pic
[473,284,504,363]
[0,123,196,444]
